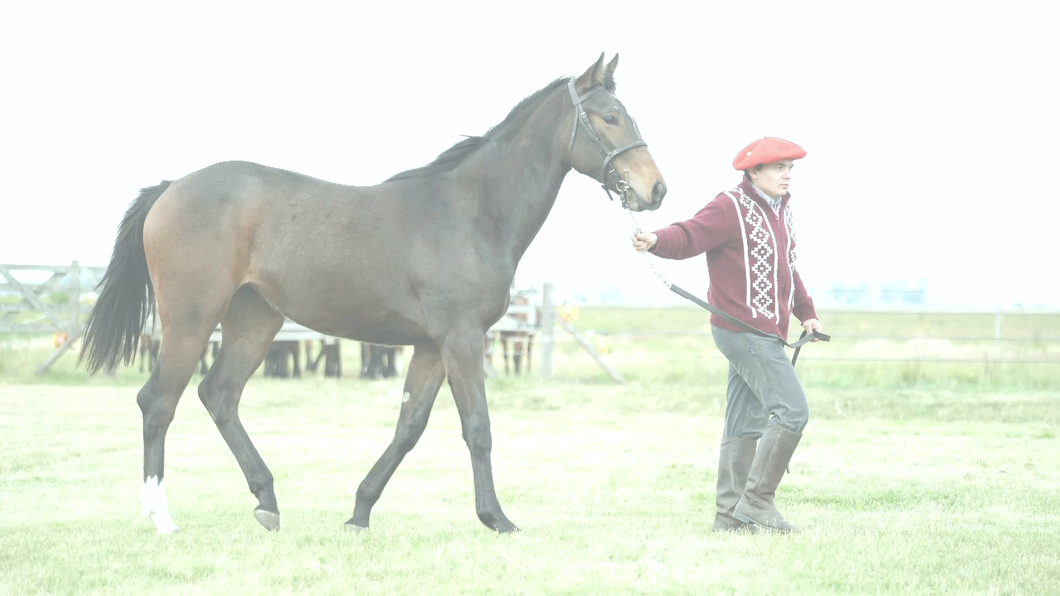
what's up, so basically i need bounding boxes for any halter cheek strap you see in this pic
[566,79,647,206]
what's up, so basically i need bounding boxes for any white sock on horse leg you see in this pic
[141,475,179,534]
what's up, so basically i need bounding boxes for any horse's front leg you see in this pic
[440,332,519,533]
[349,343,446,530]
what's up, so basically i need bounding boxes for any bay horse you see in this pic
[79,54,665,534]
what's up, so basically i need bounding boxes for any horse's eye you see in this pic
[603,115,618,125]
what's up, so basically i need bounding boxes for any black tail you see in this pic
[78,181,173,374]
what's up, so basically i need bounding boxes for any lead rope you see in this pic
[624,206,670,288]
[611,168,669,287]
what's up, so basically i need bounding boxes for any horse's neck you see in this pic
[455,91,571,266]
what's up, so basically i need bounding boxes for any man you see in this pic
[631,137,822,533]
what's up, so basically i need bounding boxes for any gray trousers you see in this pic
[711,325,810,438]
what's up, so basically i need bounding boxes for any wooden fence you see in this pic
[0,262,105,373]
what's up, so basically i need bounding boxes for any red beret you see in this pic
[732,137,806,170]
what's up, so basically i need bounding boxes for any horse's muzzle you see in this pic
[651,181,667,205]
[628,180,666,212]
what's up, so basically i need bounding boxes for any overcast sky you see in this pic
[2,1,1056,308]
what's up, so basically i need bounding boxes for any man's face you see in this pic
[749,159,795,200]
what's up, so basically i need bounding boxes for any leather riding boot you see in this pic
[733,424,802,533]
[713,437,758,532]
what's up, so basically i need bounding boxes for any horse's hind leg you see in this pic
[138,319,221,533]
[349,343,446,530]
[197,286,284,530]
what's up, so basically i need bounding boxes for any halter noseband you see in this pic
[566,79,647,209]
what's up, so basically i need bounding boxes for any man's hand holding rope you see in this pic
[630,232,657,253]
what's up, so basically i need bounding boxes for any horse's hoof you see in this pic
[254,509,280,531]
[344,522,369,532]
[488,517,520,534]
[154,522,179,535]
[149,514,180,534]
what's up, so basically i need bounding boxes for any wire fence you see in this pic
[548,306,1060,367]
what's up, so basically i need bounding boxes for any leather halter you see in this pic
[565,79,647,208]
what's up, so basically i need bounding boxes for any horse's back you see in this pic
[158,160,347,210]
[145,160,366,250]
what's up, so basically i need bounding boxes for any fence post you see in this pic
[539,283,554,379]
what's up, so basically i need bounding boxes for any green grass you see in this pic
[2,376,1060,594]
[1,309,1058,593]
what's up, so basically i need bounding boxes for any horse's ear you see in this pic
[603,54,619,93]
[574,52,607,93]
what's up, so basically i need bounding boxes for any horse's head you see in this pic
[565,53,666,212]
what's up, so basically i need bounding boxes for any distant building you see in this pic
[816,279,928,308]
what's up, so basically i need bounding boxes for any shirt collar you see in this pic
[751,183,783,212]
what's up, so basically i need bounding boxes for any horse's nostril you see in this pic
[652,181,667,203]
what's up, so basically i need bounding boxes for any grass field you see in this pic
[1,308,1059,594]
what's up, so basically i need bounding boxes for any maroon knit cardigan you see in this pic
[650,175,818,339]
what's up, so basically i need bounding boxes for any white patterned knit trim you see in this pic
[785,205,797,310]
[731,187,777,320]
[723,191,755,318]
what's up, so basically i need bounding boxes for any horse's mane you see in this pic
[386,75,614,182]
